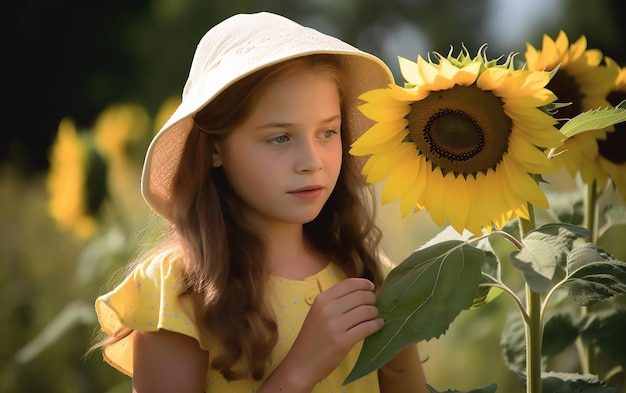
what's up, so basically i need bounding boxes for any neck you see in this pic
[262,224,326,280]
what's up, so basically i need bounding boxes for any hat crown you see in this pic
[183,12,359,102]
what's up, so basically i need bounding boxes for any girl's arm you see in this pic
[132,329,209,393]
[378,344,429,393]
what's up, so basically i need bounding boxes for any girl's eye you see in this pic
[321,129,337,138]
[268,135,289,144]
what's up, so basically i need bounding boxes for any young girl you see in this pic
[95,12,428,393]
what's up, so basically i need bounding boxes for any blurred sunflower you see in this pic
[596,57,626,200]
[47,118,108,238]
[525,31,619,195]
[93,104,150,164]
[93,104,150,216]
[351,48,563,235]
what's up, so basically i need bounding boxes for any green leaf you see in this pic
[561,244,626,306]
[559,106,626,138]
[344,240,485,384]
[510,223,589,292]
[544,190,585,226]
[517,371,617,393]
[542,313,579,358]
[14,300,96,364]
[581,309,626,366]
[501,307,528,372]
[473,241,502,308]
[426,384,498,393]
[482,232,517,274]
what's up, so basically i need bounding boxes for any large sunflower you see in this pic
[525,31,619,195]
[596,57,626,200]
[351,49,563,235]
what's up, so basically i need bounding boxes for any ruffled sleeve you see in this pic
[95,251,204,376]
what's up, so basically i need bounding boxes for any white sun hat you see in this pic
[141,12,394,219]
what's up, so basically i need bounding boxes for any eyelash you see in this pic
[267,130,338,145]
[268,135,289,144]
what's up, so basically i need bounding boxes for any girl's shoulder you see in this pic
[132,248,187,284]
[95,248,203,376]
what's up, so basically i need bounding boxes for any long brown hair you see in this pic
[99,54,384,381]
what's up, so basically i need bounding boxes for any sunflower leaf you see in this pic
[509,223,589,293]
[581,308,626,366]
[517,372,617,393]
[501,307,527,372]
[558,106,626,138]
[472,237,505,308]
[344,240,484,384]
[560,243,626,306]
[542,313,579,358]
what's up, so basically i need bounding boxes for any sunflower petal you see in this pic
[398,56,421,85]
[399,157,428,217]
[463,175,484,236]
[365,143,415,183]
[359,102,411,123]
[445,174,470,234]
[508,133,558,172]
[421,166,447,227]
[381,152,421,205]
[359,86,419,105]
[351,119,408,151]
[455,61,481,86]
[501,157,549,209]
[417,56,439,86]
[350,130,408,156]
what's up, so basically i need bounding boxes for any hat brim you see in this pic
[141,13,394,219]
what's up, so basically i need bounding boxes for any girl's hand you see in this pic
[259,277,383,392]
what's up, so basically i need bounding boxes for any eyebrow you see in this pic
[256,114,342,130]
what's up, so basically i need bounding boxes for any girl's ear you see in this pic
[211,143,223,168]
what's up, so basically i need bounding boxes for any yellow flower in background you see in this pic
[93,104,150,164]
[351,49,563,235]
[596,57,626,201]
[47,119,107,238]
[525,31,619,193]
[92,104,151,217]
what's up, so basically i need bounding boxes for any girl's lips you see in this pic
[288,186,324,200]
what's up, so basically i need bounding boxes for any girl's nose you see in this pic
[295,140,324,173]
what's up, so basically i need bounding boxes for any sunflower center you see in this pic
[548,72,583,123]
[597,124,626,164]
[408,85,512,176]
[598,89,626,164]
[425,110,484,160]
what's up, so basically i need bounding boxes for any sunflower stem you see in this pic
[584,179,599,244]
[577,180,599,375]
[485,230,524,250]
[519,208,542,393]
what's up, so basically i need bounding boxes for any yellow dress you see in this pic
[95,252,380,392]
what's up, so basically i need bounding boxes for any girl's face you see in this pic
[213,71,343,231]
